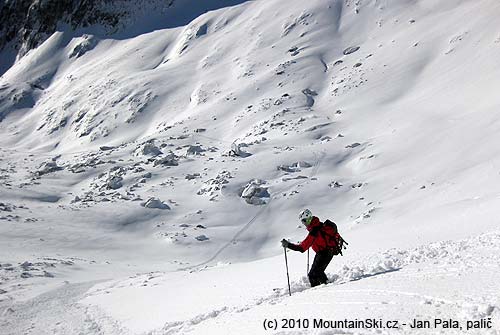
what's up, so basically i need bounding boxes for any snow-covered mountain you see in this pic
[1,0,499,334]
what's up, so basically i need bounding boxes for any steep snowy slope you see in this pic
[1,0,500,334]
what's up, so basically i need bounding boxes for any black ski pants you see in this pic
[308,249,334,287]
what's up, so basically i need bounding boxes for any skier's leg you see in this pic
[319,249,334,284]
[308,250,333,287]
[309,250,334,286]
[319,272,328,284]
[308,253,322,287]
[308,272,320,286]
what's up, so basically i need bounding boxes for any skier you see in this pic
[281,209,340,287]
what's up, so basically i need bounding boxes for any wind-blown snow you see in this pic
[1,0,500,334]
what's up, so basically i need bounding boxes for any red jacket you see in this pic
[291,216,339,253]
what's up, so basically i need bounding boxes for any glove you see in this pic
[281,239,289,248]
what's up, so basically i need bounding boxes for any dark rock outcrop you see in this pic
[1,1,126,56]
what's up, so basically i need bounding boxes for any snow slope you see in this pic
[1,0,500,334]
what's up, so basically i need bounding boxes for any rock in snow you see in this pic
[277,161,312,173]
[195,234,209,241]
[142,198,170,210]
[36,161,63,176]
[186,145,206,155]
[240,179,270,205]
[230,142,251,157]
[154,153,179,166]
[139,143,163,156]
[69,34,98,58]
[343,46,360,55]
[106,176,123,190]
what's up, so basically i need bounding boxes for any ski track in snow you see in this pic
[0,281,129,335]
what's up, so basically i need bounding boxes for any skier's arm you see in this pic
[282,238,304,252]
[298,233,315,252]
[287,242,304,252]
[282,227,318,252]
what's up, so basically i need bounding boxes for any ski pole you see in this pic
[283,247,291,296]
[307,249,310,275]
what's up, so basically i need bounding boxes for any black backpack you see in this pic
[321,219,348,256]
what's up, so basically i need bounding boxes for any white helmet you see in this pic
[299,209,313,224]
